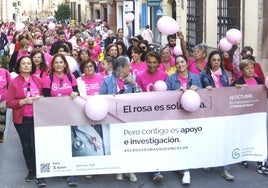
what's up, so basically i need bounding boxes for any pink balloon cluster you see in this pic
[85,95,109,121]
[219,38,232,52]
[226,28,242,44]
[157,16,180,35]
[125,13,135,22]
[180,90,201,112]
[153,80,167,91]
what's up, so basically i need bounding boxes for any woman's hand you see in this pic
[20,96,42,106]
[70,92,79,99]
[189,85,199,91]
[206,86,213,90]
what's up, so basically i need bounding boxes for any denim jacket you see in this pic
[99,74,135,95]
[200,69,230,88]
[166,72,202,90]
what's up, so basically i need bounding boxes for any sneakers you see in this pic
[67,176,78,186]
[25,171,35,182]
[153,172,163,183]
[240,161,248,168]
[257,165,268,175]
[36,178,46,187]
[182,170,190,185]
[125,173,137,182]
[220,170,234,181]
[115,173,123,180]
[115,173,137,182]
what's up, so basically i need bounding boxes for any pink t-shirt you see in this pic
[17,50,29,61]
[23,77,42,117]
[82,73,104,95]
[188,57,206,75]
[244,77,258,86]
[214,75,223,88]
[130,61,147,77]
[88,45,102,62]
[178,74,188,89]
[43,73,77,97]
[0,68,11,101]
[136,70,168,92]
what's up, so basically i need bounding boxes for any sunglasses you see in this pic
[140,46,147,50]
[59,78,63,88]
[88,43,94,46]
[27,82,31,92]
[34,44,43,48]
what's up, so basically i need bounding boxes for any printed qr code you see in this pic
[40,163,50,173]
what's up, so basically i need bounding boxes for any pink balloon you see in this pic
[265,76,268,89]
[219,38,232,52]
[226,28,242,44]
[125,13,135,22]
[153,80,167,91]
[48,22,56,30]
[180,90,201,112]
[65,56,78,73]
[85,95,109,121]
[174,45,183,56]
[15,22,25,32]
[157,16,180,35]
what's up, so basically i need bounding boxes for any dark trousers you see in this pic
[14,117,36,173]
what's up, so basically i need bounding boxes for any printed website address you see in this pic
[124,146,188,152]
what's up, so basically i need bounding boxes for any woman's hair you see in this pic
[241,46,253,56]
[77,48,91,62]
[49,53,70,74]
[30,49,48,71]
[80,57,97,73]
[112,56,130,77]
[19,38,30,48]
[204,50,224,72]
[131,46,143,55]
[14,56,36,74]
[105,43,118,58]
[145,51,161,64]
[194,43,208,57]
[175,54,188,64]
[114,41,127,55]
[239,58,254,71]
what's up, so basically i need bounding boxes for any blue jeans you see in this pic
[14,117,36,172]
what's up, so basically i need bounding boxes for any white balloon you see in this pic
[10,72,18,79]
[65,56,78,73]
[125,13,135,22]
[173,45,183,56]
[153,80,167,91]
[180,90,201,112]
[157,16,180,35]
[85,95,109,121]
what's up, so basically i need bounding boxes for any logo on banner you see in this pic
[232,148,240,159]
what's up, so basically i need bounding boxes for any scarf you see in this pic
[211,68,222,88]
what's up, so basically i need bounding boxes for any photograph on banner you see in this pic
[71,124,111,157]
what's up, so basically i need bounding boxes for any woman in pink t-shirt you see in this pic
[42,53,79,186]
[77,58,104,96]
[177,32,207,75]
[130,46,147,77]
[158,45,176,76]
[0,59,11,142]
[30,50,49,80]
[6,56,43,185]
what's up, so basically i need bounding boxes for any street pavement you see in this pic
[0,109,268,188]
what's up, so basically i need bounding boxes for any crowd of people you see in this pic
[0,20,267,187]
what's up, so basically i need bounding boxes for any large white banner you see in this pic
[34,86,267,178]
